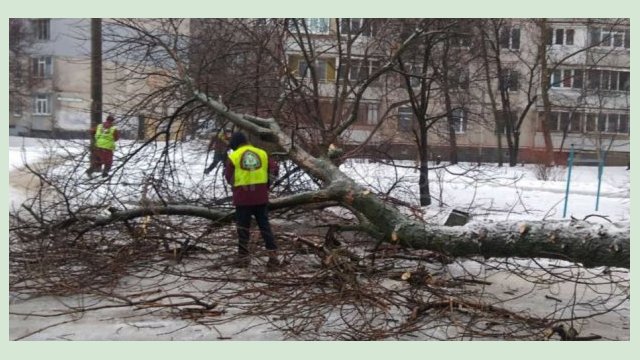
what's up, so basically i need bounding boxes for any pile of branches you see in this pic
[9,208,629,340]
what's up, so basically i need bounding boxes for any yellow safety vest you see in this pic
[95,124,117,150]
[228,144,269,186]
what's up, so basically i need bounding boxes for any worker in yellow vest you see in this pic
[86,115,119,178]
[224,132,280,269]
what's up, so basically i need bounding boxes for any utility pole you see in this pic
[91,18,102,131]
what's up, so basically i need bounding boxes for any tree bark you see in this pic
[90,18,102,130]
[418,121,431,206]
[92,198,629,269]
[537,19,557,166]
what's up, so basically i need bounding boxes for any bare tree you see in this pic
[9,18,629,340]
[9,19,34,116]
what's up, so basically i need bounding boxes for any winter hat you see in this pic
[105,115,115,122]
[229,132,248,150]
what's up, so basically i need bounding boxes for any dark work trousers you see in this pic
[87,148,114,177]
[235,204,277,256]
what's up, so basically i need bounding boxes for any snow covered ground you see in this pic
[8,136,630,341]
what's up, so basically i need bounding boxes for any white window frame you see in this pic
[32,56,53,78]
[33,19,50,41]
[398,107,413,132]
[298,58,333,82]
[500,26,520,50]
[551,69,584,89]
[548,27,575,46]
[339,18,376,37]
[586,69,630,91]
[591,27,630,49]
[34,94,51,115]
[366,102,379,125]
[304,18,330,34]
[586,113,627,134]
[597,113,629,134]
[500,68,519,92]
[549,111,582,133]
[339,58,380,82]
[452,108,466,134]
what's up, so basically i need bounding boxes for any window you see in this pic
[547,111,574,132]
[353,102,379,125]
[590,27,630,49]
[32,56,53,78]
[33,19,50,41]
[585,113,597,132]
[555,29,564,45]
[499,69,519,92]
[586,70,630,91]
[619,72,630,91]
[547,111,584,133]
[34,94,51,115]
[570,112,582,133]
[449,68,469,90]
[451,109,466,134]
[551,69,583,89]
[602,113,629,134]
[398,107,413,132]
[449,25,471,47]
[606,114,618,133]
[618,114,629,134]
[304,18,330,34]
[290,55,336,82]
[547,28,575,46]
[584,112,629,134]
[572,69,583,88]
[366,102,379,125]
[566,29,574,45]
[500,26,520,50]
[408,64,423,87]
[496,110,516,134]
[338,58,381,82]
[548,112,563,132]
[339,18,377,37]
[587,69,600,89]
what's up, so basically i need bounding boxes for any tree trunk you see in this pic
[510,132,520,166]
[96,187,629,269]
[537,19,556,166]
[496,133,504,167]
[90,18,102,130]
[418,118,431,206]
[440,45,458,165]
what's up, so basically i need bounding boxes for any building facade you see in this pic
[11,18,629,165]
[276,18,629,165]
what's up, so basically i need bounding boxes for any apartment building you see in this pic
[8,18,181,140]
[9,18,96,136]
[278,18,629,165]
[535,19,630,164]
[12,19,627,165]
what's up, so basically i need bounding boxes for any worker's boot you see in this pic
[266,251,282,271]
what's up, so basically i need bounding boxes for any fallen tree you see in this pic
[102,86,620,269]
